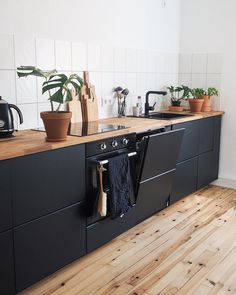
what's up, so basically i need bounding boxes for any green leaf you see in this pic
[17,66,56,78]
[50,89,64,103]
[42,83,62,94]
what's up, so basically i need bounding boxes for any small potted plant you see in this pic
[201,87,219,112]
[17,66,83,142]
[167,86,184,112]
[188,88,205,113]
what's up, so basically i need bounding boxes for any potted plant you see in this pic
[201,87,219,112]
[17,66,83,142]
[167,85,189,111]
[188,88,205,113]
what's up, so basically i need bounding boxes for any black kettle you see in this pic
[0,96,23,137]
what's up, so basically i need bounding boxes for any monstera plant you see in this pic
[17,66,83,141]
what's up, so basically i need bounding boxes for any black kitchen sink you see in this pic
[130,112,194,120]
[147,112,193,119]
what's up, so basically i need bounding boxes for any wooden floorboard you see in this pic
[19,185,236,295]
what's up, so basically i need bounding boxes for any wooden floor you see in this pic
[20,185,236,295]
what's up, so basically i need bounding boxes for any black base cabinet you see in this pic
[0,230,15,295]
[14,202,86,292]
[170,157,198,204]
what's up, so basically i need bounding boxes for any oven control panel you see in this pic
[86,133,136,157]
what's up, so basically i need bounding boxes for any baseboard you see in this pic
[212,178,236,189]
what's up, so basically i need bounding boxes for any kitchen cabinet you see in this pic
[197,116,222,189]
[172,120,199,163]
[14,202,86,292]
[170,157,198,204]
[0,161,12,233]
[12,145,85,226]
[0,230,15,295]
[199,117,214,154]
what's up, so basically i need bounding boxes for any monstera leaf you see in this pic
[17,66,57,78]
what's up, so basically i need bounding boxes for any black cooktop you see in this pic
[33,122,129,137]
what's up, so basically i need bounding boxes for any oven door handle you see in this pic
[94,151,137,166]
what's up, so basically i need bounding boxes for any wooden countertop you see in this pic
[0,111,224,161]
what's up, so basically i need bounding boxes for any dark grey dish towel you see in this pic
[108,154,135,219]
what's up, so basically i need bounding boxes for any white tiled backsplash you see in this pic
[0,34,222,130]
[179,53,222,110]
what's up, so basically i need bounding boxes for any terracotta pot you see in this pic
[40,111,72,142]
[188,98,204,113]
[169,106,184,112]
[201,95,212,112]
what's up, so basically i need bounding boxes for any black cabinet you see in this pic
[197,116,222,189]
[14,202,86,292]
[87,206,136,253]
[172,120,199,162]
[199,117,214,154]
[135,170,176,223]
[170,157,198,204]
[0,161,12,233]
[12,145,85,226]
[0,230,15,295]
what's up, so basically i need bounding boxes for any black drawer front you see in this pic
[135,170,175,224]
[199,117,214,154]
[87,207,136,253]
[170,157,198,204]
[173,120,199,162]
[14,202,86,292]
[0,161,12,233]
[197,151,217,189]
[0,230,15,295]
[12,145,85,225]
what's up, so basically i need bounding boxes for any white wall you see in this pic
[0,0,181,128]
[180,0,236,180]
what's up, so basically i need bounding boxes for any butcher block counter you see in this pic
[0,111,224,161]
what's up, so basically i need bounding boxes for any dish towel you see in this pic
[97,164,107,217]
[108,154,134,219]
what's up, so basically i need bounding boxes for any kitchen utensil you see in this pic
[0,97,23,137]
[67,89,83,123]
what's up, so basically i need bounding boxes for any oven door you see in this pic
[133,128,185,223]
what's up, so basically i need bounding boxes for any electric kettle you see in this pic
[0,96,23,137]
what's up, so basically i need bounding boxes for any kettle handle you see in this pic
[9,104,23,125]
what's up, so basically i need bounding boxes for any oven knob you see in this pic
[111,140,118,148]
[122,138,129,146]
[100,143,107,151]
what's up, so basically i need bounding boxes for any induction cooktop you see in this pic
[33,122,129,137]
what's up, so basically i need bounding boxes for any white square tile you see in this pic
[147,50,156,73]
[36,38,55,70]
[87,44,101,71]
[126,48,137,72]
[126,73,137,97]
[16,73,37,103]
[157,53,166,73]
[137,49,147,73]
[206,74,221,91]
[137,73,147,96]
[207,53,222,74]
[89,72,102,99]
[114,47,126,72]
[0,34,14,69]
[101,72,114,100]
[179,53,192,73]
[191,74,207,89]
[171,53,179,74]
[71,42,87,71]
[164,53,173,74]
[146,73,156,90]
[114,72,126,89]
[192,53,207,73]
[55,40,71,71]
[17,103,38,130]
[211,96,221,111]
[178,74,192,87]
[0,70,16,103]
[101,45,114,72]
[14,35,36,67]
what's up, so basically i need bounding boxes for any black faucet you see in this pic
[145,91,167,116]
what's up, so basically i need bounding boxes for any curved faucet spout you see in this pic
[145,91,167,116]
